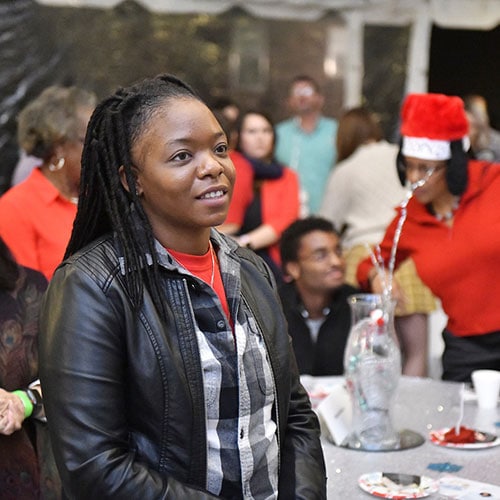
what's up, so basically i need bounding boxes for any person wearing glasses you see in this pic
[357,93,500,383]
[279,217,358,376]
[320,107,437,377]
[275,75,338,215]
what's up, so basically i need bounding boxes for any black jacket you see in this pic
[279,282,359,376]
[39,232,326,499]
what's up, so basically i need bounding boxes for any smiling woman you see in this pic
[38,73,326,499]
[123,97,235,252]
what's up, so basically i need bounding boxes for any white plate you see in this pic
[358,472,439,499]
[429,427,500,449]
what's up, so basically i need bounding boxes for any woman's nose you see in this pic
[198,153,224,177]
[406,168,421,185]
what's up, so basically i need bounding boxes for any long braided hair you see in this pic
[66,74,201,313]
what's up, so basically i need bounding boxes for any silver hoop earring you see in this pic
[49,157,65,172]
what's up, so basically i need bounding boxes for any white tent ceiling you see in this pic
[33,0,500,105]
[34,0,500,26]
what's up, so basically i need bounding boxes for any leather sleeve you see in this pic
[277,340,327,500]
[39,263,219,499]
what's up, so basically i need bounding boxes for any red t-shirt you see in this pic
[168,244,231,322]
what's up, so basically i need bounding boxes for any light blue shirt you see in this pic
[275,116,338,214]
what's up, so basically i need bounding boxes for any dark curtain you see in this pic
[0,0,64,194]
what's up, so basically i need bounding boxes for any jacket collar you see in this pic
[152,229,240,275]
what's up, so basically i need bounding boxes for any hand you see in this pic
[0,388,26,435]
[370,272,408,313]
[235,234,252,249]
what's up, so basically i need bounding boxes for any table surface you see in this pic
[304,376,500,499]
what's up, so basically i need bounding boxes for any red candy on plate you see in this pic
[442,426,476,444]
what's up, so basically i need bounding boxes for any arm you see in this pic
[0,383,46,434]
[356,208,410,290]
[0,388,26,435]
[356,212,410,310]
[217,221,241,236]
[39,264,218,499]
[237,169,300,250]
[236,224,278,250]
[278,340,327,500]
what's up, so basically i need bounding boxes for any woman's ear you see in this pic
[118,165,142,196]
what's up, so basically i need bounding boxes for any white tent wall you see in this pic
[33,0,500,106]
[1,0,499,192]
[345,0,500,106]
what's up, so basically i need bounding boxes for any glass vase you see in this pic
[343,293,402,450]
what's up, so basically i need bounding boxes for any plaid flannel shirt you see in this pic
[156,232,279,499]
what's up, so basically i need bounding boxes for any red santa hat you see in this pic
[400,93,469,161]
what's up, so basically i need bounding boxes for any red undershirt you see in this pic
[167,245,231,323]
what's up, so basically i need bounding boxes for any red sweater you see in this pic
[225,152,300,265]
[225,151,254,226]
[357,160,500,337]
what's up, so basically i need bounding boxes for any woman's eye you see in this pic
[172,151,191,161]
[215,143,228,155]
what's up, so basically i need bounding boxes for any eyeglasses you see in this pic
[301,247,343,263]
[404,164,446,178]
[291,86,315,97]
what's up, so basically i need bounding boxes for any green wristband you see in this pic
[12,390,33,419]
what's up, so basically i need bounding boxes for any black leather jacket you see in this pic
[39,232,326,499]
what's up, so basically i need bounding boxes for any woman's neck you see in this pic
[429,193,460,222]
[155,227,212,255]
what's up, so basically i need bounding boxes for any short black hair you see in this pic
[280,217,338,268]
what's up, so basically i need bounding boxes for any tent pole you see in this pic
[405,2,432,94]
[344,11,364,108]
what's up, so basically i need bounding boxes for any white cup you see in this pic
[471,370,500,410]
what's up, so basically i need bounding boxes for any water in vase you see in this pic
[344,293,401,450]
[344,175,432,450]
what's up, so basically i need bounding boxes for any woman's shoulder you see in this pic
[278,166,299,182]
[54,234,121,285]
[262,167,300,198]
[465,159,500,195]
[468,159,500,178]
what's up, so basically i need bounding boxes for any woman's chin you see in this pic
[413,190,431,205]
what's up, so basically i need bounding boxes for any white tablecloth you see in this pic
[303,376,500,499]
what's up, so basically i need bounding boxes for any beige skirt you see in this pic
[344,244,437,316]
